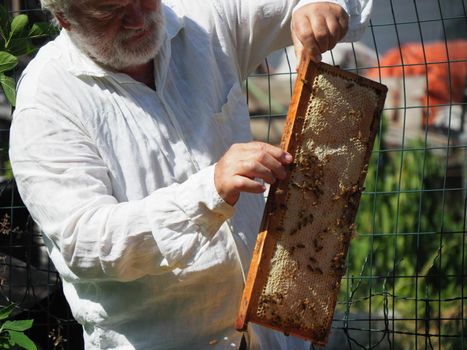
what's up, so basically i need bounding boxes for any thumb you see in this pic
[292,31,322,71]
[291,30,305,72]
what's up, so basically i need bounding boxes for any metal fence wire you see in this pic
[0,0,466,349]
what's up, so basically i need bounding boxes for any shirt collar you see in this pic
[60,3,183,79]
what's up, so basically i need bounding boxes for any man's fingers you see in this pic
[293,32,321,66]
[233,176,266,194]
[338,13,349,40]
[325,16,341,49]
[311,15,330,53]
[251,142,292,165]
[238,159,276,184]
[292,15,322,64]
[243,143,292,181]
[244,151,288,182]
[214,142,293,205]
[291,3,350,64]
[291,31,304,70]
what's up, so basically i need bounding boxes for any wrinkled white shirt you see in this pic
[9,0,372,349]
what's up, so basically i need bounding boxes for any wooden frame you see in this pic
[236,58,387,346]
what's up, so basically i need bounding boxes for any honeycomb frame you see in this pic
[236,60,387,346]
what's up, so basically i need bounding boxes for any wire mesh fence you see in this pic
[0,0,465,349]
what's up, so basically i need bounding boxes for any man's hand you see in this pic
[292,2,349,68]
[215,142,293,205]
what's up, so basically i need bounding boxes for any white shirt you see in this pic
[9,0,372,349]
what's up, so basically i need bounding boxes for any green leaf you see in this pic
[9,15,28,40]
[0,305,15,321]
[3,320,33,332]
[7,330,36,350]
[0,51,17,74]
[28,22,58,38]
[0,73,16,107]
[0,5,8,43]
[8,38,35,57]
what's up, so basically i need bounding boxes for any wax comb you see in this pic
[236,59,387,346]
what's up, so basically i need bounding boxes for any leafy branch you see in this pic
[0,5,58,106]
[0,304,36,350]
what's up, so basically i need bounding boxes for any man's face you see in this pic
[66,0,165,70]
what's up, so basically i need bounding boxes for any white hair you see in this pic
[40,0,76,16]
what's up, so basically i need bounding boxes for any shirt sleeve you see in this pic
[211,0,372,79]
[9,107,235,283]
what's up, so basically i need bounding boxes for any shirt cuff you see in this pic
[293,0,350,15]
[144,165,235,269]
[178,164,236,225]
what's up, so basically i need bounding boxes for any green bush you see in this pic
[0,304,36,350]
[341,119,465,349]
[0,5,57,106]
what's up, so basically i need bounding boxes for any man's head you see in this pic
[41,0,165,71]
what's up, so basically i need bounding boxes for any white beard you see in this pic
[68,10,165,70]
